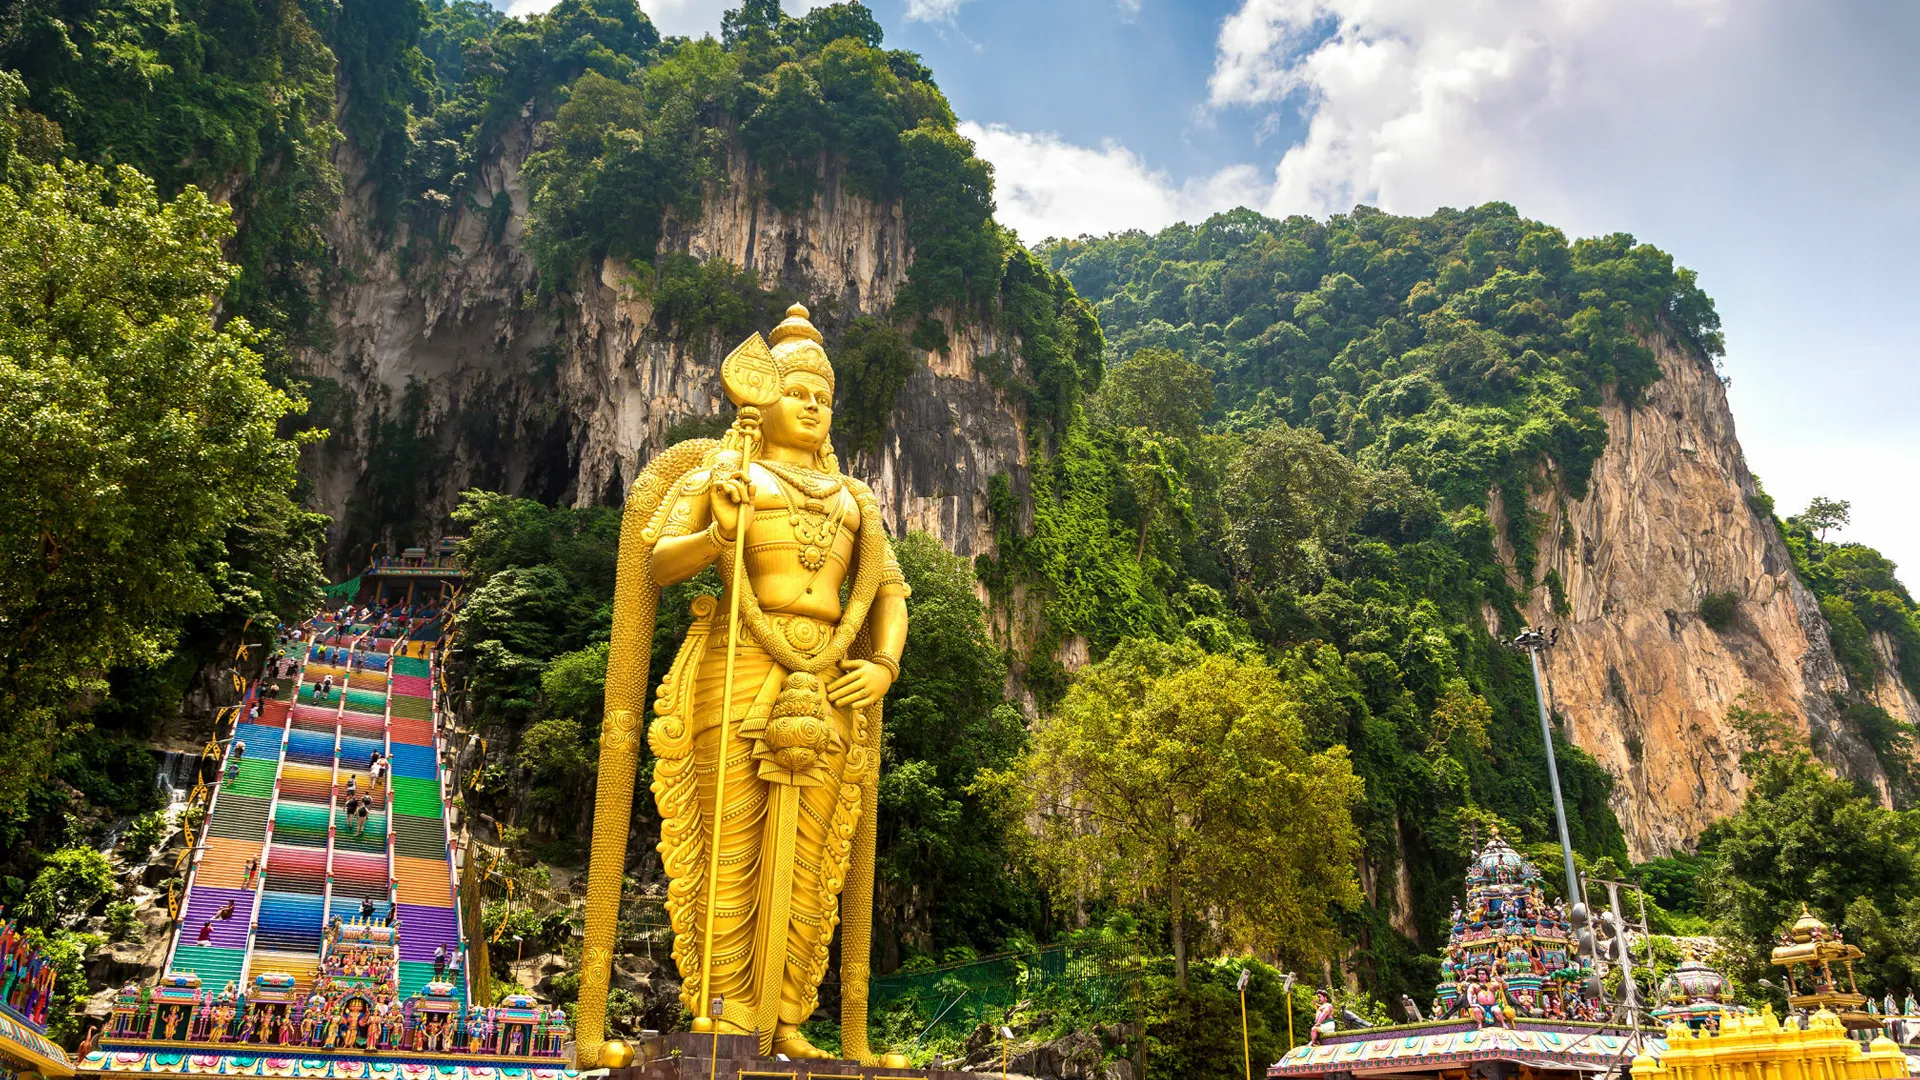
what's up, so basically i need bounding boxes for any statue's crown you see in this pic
[769,304,833,390]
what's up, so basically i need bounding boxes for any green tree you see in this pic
[22,846,116,923]
[1222,424,1368,589]
[996,639,1364,986]
[1093,347,1214,440]
[0,162,311,807]
[877,533,1033,963]
[1802,496,1851,542]
[21,925,100,1042]
[1702,734,1920,993]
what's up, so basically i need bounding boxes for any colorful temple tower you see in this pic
[1432,829,1600,1024]
[1649,950,1741,1032]
[1270,831,1636,1080]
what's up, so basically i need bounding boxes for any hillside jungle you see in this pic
[6,0,1920,1074]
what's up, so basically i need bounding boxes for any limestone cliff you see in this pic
[301,124,1028,563]
[302,126,1886,863]
[1514,331,1889,859]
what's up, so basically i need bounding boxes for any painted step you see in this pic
[389,778,443,819]
[276,770,332,804]
[290,704,337,726]
[256,889,325,943]
[332,813,388,853]
[246,950,320,994]
[394,856,453,906]
[386,744,438,781]
[391,657,430,678]
[205,795,271,843]
[193,837,263,889]
[338,734,384,764]
[396,959,462,1004]
[394,921,457,962]
[223,758,278,799]
[391,817,447,861]
[167,945,246,989]
[387,696,432,721]
[177,887,255,949]
[338,712,386,737]
[272,801,332,846]
[390,674,431,697]
[328,897,393,926]
[331,851,389,893]
[232,724,285,758]
[343,685,385,705]
[388,717,435,745]
[285,729,336,767]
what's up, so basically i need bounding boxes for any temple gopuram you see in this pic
[0,916,75,1080]
[75,605,576,1080]
[1270,832,1643,1080]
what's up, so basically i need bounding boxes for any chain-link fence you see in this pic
[869,943,1134,1047]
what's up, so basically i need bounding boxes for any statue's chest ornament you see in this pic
[762,462,851,578]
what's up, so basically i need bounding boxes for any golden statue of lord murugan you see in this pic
[574,305,910,1065]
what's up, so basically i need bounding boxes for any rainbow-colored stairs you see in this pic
[386,648,465,1004]
[161,612,469,1005]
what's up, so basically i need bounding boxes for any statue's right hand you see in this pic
[709,465,751,541]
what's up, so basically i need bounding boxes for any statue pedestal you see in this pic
[607,1033,978,1080]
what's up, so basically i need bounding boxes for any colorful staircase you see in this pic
[162,610,469,1008]
[387,646,467,1004]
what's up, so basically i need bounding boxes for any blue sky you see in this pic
[501,0,1920,582]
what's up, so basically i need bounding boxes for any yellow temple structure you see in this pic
[1632,1009,1906,1080]
[1772,906,1874,1028]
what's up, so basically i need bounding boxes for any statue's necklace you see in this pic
[759,460,849,574]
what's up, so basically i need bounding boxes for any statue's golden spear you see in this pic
[696,335,782,1041]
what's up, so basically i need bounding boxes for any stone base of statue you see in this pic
[607,1033,979,1080]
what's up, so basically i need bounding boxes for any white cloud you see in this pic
[1208,0,1755,225]
[504,0,831,37]
[960,121,1264,242]
[904,0,969,23]
[969,0,1920,574]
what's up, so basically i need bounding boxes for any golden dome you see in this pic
[770,303,823,348]
[1793,905,1827,935]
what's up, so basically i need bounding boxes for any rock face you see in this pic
[1516,331,1888,859]
[301,127,1028,564]
[303,126,1882,862]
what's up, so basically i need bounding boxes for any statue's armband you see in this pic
[653,472,712,540]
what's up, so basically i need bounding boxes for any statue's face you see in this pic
[762,371,833,453]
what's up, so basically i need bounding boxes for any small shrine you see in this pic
[1432,829,1602,1024]
[96,916,569,1063]
[1650,950,1744,1032]
[0,915,74,1079]
[1771,906,1873,1029]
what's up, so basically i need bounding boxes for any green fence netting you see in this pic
[322,574,363,601]
[868,943,1131,1046]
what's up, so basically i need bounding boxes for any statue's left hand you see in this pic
[827,659,894,711]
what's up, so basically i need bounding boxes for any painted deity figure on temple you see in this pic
[579,305,909,1063]
[1311,991,1336,1043]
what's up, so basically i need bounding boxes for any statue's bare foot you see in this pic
[772,1027,830,1060]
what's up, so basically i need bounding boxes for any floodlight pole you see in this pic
[1516,628,1581,909]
